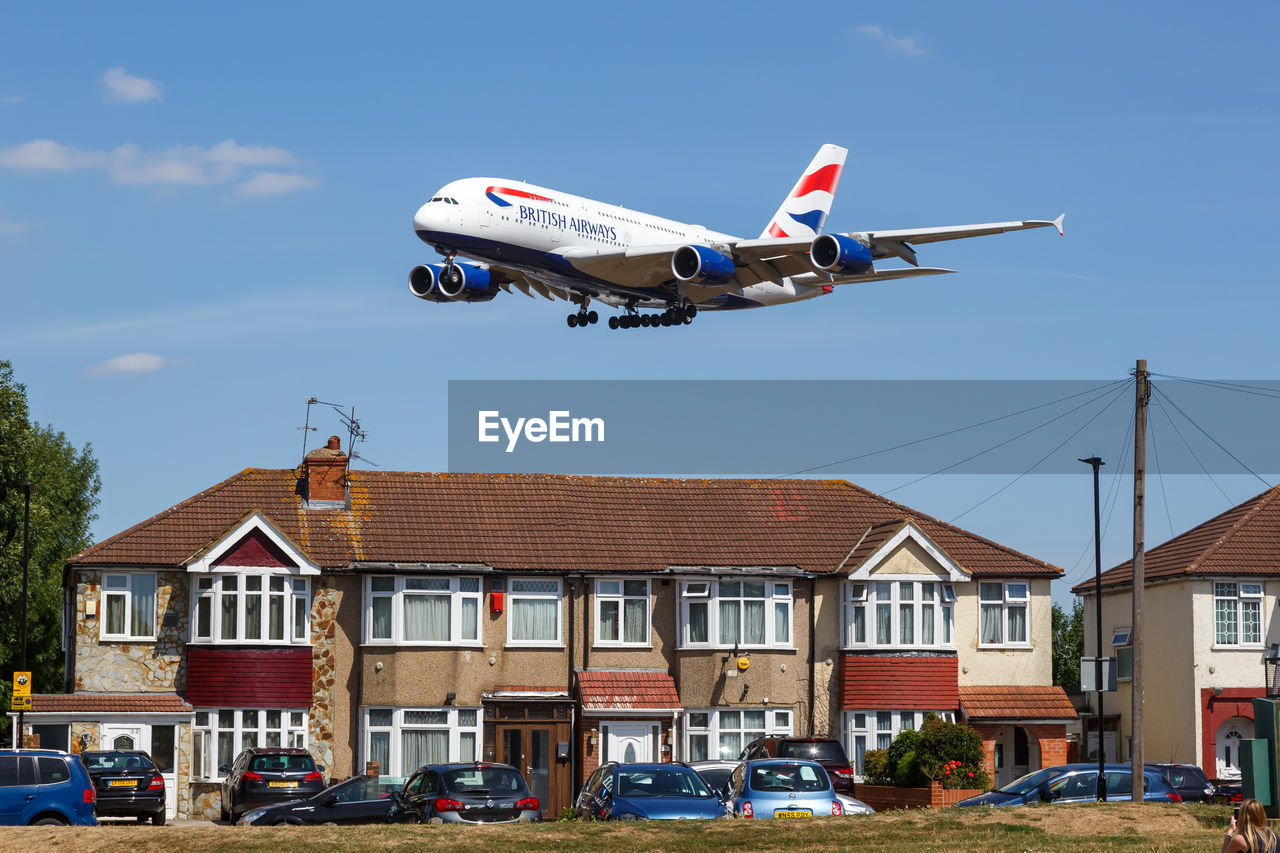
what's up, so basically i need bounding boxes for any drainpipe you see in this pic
[672,710,680,762]
[809,576,817,735]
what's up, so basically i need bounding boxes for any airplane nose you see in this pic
[413,202,435,234]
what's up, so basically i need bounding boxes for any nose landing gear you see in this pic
[567,307,599,328]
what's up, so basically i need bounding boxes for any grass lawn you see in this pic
[0,802,1231,852]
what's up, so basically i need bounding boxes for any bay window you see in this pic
[365,575,481,645]
[1215,582,1264,646]
[846,580,954,649]
[595,578,650,645]
[192,572,309,644]
[846,710,954,779]
[101,572,157,640]
[679,579,793,648]
[507,578,563,645]
[978,581,1030,647]
[363,707,481,777]
[683,708,793,761]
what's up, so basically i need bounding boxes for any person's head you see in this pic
[1240,798,1274,847]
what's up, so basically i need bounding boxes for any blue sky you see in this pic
[3,1,1277,601]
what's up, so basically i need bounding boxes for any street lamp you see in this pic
[18,482,33,749]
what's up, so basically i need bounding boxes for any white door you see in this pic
[100,723,143,752]
[604,723,656,764]
[1217,717,1254,781]
[99,723,177,819]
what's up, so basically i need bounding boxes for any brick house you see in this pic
[1074,485,1280,782]
[13,438,1074,817]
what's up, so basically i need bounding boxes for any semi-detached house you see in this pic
[14,438,1075,819]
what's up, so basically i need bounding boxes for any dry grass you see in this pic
[0,802,1230,853]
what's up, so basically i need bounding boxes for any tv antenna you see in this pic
[299,397,379,467]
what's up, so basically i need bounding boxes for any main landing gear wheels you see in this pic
[567,308,599,328]
[606,305,697,329]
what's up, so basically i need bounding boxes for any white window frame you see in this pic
[100,572,158,641]
[682,708,793,762]
[191,571,310,645]
[845,579,955,650]
[978,580,1031,648]
[363,575,483,646]
[1215,581,1265,647]
[845,709,954,781]
[594,578,651,646]
[193,707,309,781]
[506,577,564,646]
[361,707,482,777]
[678,579,794,649]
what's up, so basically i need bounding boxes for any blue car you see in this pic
[575,762,726,820]
[0,749,99,826]
[954,763,1183,807]
[723,758,844,819]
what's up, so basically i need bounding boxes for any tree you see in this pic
[0,360,101,738]
[1052,597,1085,688]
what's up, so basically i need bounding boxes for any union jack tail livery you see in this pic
[760,144,847,239]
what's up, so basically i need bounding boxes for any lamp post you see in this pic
[1080,457,1105,801]
[18,482,33,749]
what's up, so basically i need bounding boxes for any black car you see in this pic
[391,763,540,824]
[739,736,855,794]
[219,747,325,821]
[1149,763,1216,803]
[80,750,166,825]
[238,774,402,825]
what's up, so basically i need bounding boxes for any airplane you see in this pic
[409,144,1063,330]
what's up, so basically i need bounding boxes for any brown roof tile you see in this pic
[577,670,680,712]
[959,686,1078,720]
[29,693,194,713]
[69,470,1060,579]
[1072,485,1280,593]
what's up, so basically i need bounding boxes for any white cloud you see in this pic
[101,67,162,103]
[0,138,316,194]
[233,171,321,198]
[0,94,23,104]
[853,25,927,57]
[85,352,178,376]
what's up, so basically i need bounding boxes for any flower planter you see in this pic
[854,780,986,811]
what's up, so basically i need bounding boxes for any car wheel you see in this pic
[32,816,68,826]
[152,812,166,826]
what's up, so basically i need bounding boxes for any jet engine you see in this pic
[809,234,874,276]
[408,263,497,303]
[671,245,736,285]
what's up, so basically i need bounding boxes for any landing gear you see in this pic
[606,302,699,330]
[567,305,599,329]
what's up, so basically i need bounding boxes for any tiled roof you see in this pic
[841,655,960,710]
[28,693,193,713]
[959,686,1078,721]
[68,470,1059,578]
[1072,485,1280,593]
[577,670,681,712]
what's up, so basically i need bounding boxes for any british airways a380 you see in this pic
[410,144,1063,330]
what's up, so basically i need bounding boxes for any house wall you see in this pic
[71,570,188,692]
[956,578,1053,687]
[813,576,843,737]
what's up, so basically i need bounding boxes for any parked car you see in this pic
[80,750,166,824]
[722,758,844,819]
[836,792,875,815]
[239,774,403,825]
[1149,763,1216,803]
[687,759,740,799]
[392,762,540,824]
[1215,783,1243,805]
[219,747,325,822]
[954,763,1183,807]
[0,749,98,826]
[575,762,726,820]
[739,736,855,794]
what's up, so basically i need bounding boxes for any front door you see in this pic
[100,723,143,753]
[1218,717,1254,780]
[495,722,569,820]
[151,725,178,819]
[603,722,657,764]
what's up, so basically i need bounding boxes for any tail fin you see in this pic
[760,144,848,239]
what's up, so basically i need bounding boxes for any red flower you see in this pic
[968,772,975,778]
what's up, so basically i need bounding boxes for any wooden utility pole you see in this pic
[1131,359,1149,799]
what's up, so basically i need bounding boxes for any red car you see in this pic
[738,737,854,795]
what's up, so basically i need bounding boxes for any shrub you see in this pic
[915,716,991,790]
[886,728,926,787]
[862,748,894,785]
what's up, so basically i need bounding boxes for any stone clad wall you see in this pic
[309,577,338,775]
[73,570,188,692]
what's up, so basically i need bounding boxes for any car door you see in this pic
[325,778,395,824]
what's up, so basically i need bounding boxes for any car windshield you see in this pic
[616,768,713,798]
[695,767,733,794]
[82,752,154,772]
[749,763,830,793]
[776,741,848,763]
[998,767,1060,795]
[249,754,315,773]
[442,767,526,795]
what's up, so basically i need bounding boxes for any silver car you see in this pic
[723,759,844,819]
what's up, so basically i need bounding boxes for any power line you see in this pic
[1152,382,1271,490]
[780,379,1129,477]
[1063,399,1135,584]
[1147,405,1176,540]
[1150,373,1280,402]
[1149,385,1234,505]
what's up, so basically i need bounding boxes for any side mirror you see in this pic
[389,791,404,805]
[323,796,340,808]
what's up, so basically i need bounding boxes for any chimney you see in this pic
[301,435,348,506]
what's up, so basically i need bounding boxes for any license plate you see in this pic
[774,809,812,819]
[268,781,298,788]
[108,780,136,787]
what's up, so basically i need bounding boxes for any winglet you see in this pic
[1053,213,1066,236]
